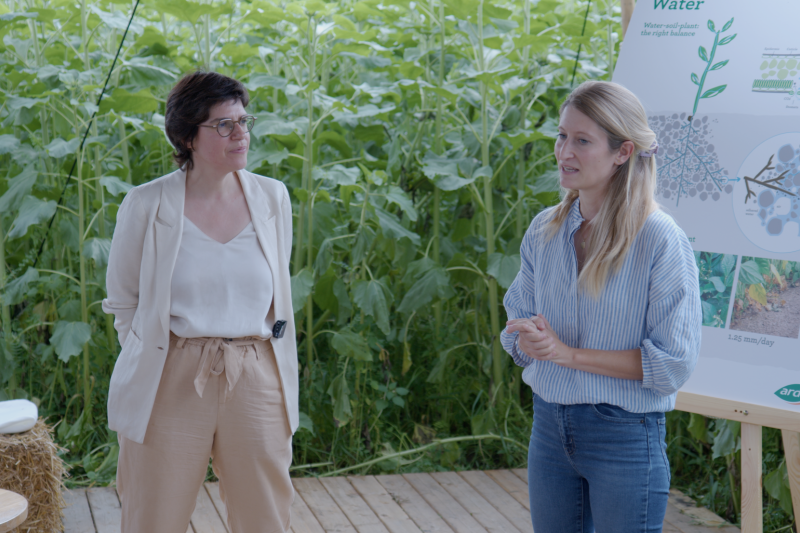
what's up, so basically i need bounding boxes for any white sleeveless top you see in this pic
[169,216,274,339]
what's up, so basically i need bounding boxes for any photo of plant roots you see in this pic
[731,257,800,339]
[695,251,736,328]
[0,0,795,529]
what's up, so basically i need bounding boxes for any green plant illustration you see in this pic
[691,18,736,115]
[695,251,736,328]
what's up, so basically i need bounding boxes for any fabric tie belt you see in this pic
[174,336,269,399]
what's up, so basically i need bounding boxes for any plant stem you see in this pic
[476,1,504,401]
[303,16,318,365]
[272,52,281,180]
[118,117,131,183]
[317,433,527,477]
[432,0,446,338]
[0,216,15,397]
[693,30,720,115]
[75,120,92,422]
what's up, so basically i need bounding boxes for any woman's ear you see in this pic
[615,140,635,166]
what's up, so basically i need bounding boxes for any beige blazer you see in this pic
[102,168,298,444]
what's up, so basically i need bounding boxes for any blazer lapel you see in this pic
[238,171,280,318]
[154,169,186,339]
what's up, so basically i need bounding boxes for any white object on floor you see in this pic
[0,400,37,434]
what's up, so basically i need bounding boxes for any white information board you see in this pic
[614,0,800,415]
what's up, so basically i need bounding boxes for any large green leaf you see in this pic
[397,266,455,314]
[326,372,352,426]
[0,165,37,213]
[99,88,158,114]
[375,208,420,246]
[487,253,521,289]
[100,176,134,197]
[687,413,707,443]
[251,114,309,137]
[84,238,112,267]
[386,186,417,222]
[352,279,393,334]
[7,195,57,240]
[313,164,360,186]
[738,260,762,285]
[711,419,740,459]
[297,412,315,435]
[1,267,38,306]
[709,276,725,293]
[331,328,372,362]
[720,254,736,277]
[701,300,717,325]
[50,321,92,362]
[45,137,79,158]
[290,269,314,313]
[422,154,477,191]
[0,134,20,155]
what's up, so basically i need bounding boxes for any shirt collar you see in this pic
[567,197,585,235]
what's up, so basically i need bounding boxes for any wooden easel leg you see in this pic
[741,423,763,533]
[781,430,800,523]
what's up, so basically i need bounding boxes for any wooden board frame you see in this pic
[675,391,800,532]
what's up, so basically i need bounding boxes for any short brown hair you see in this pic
[165,71,250,170]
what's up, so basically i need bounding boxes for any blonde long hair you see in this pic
[546,81,659,297]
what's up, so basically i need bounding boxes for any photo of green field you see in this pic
[730,257,800,339]
[694,251,737,328]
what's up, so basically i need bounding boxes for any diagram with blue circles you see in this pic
[732,133,800,253]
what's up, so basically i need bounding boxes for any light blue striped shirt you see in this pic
[501,199,702,413]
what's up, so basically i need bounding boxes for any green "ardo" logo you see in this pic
[774,384,800,405]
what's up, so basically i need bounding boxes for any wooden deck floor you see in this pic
[62,469,739,533]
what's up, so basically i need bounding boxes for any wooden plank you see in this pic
[740,423,762,533]
[293,477,357,533]
[347,476,420,533]
[781,430,800,526]
[190,483,228,533]
[375,475,454,533]
[0,488,27,532]
[319,477,390,533]
[675,392,800,433]
[204,483,229,530]
[510,469,527,484]
[665,489,740,533]
[289,487,326,533]
[430,472,520,533]
[456,471,532,533]
[483,471,529,510]
[86,487,121,533]
[63,489,95,533]
[401,473,484,533]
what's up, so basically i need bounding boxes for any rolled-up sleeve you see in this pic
[640,232,702,396]
[102,188,147,346]
[501,225,538,368]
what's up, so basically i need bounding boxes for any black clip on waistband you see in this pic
[272,320,287,339]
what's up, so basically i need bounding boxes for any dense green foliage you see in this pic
[0,0,794,528]
[695,251,735,328]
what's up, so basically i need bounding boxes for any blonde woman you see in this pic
[502,81,701,532]
[103,71,297,532]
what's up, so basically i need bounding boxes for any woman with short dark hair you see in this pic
[103,70,298,533]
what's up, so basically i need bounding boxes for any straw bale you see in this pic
[0,419,67,533]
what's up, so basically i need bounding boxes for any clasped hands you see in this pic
[505,315,574,365]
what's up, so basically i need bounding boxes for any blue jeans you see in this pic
[528,393,670,533]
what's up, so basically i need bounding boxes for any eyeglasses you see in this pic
[198,115,257,137]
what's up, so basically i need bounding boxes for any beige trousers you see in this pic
[117,334,293,533]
